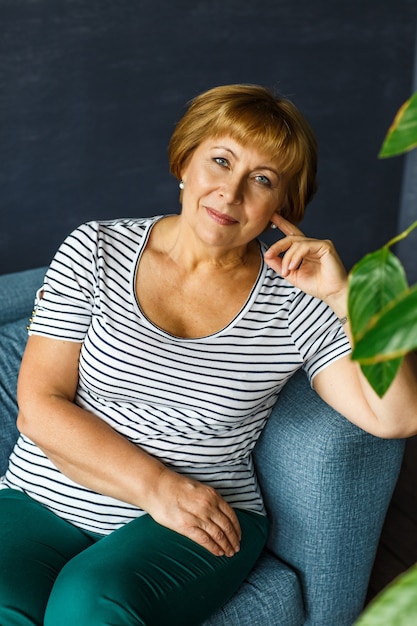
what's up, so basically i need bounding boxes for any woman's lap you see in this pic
[0,488,96,625]
[0,489,268,626]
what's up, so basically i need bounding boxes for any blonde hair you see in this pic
[168,84,318,223]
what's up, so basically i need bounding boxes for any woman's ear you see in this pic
[266,210,280,231]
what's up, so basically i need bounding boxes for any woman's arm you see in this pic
[17,335,241,556]
[312,345,417,438]
[264,214,417,439]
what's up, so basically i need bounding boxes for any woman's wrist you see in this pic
[324,287,349,321]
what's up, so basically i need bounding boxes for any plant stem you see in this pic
[386,219,417,249]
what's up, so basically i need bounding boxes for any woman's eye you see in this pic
[214,157,229,167]
[254,174,271,186]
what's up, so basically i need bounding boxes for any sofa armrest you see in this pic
[0,267,47,326]
[253,369,404,626]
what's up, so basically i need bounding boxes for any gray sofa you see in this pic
[0,267,405,626]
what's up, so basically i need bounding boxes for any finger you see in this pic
[279,242,313,276]
[264,233,296,260]
[199,513,241,557]
[193,500,241,557]
[186,524,229,557]
[217,503,242,546]
[223,503,242,541]
[193,485,242,549]
[264,235,303,272]
[265,239,311,278]
[271,212,305,237]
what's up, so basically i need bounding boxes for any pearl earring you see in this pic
[179,181,185,190]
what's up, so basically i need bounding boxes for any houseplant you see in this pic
[348,90,417,398]
[354,563,417,625]
[351,90,417,624]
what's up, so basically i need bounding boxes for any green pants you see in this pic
[0,489,268,625]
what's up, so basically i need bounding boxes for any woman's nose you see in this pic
[220,175,244,204]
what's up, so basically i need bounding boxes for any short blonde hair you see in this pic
[168,84,318,223]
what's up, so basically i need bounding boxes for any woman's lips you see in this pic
[206,207,238,226]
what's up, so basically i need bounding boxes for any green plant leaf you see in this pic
[359,359,403,398]
[352,283,417,363]
[354,563,417,625]
[348,247,408,340]
[379,91,417,157]
[348,247,411,396]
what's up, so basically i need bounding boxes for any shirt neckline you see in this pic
[130,215,267,342]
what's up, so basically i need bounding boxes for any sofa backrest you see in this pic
[0,267,47,474]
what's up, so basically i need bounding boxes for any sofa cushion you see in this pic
[203,550,304,626]
[0,317,29,475]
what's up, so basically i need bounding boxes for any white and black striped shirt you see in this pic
[3,216,351,534]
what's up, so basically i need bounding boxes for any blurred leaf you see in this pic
[379,91,417,157]
[354,563,417,625]
[358,360,403,398]
[347,224,417,396]
[348,248,408,340]
[352,284,417,363]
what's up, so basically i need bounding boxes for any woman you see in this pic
[1,84,416,625]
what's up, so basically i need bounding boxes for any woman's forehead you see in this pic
[201,133,284,161]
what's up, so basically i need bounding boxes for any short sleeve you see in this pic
[287,290,351,385]
[28,222,99,342]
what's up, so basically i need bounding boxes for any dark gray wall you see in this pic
[398,22,417,284]
[1,0,416,274]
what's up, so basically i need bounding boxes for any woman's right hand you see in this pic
[147,467,241,557]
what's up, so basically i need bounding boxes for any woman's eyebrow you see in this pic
[211,145,280,174]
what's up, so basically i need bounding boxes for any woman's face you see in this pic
[179,135,288,250]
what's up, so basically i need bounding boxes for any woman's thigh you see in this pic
[0,489,95,626]
[45,509,268,626]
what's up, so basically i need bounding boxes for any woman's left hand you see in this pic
[264,216,417,440]
[264,213,348,308]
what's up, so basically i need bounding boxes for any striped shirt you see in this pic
[2,216,351,534]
